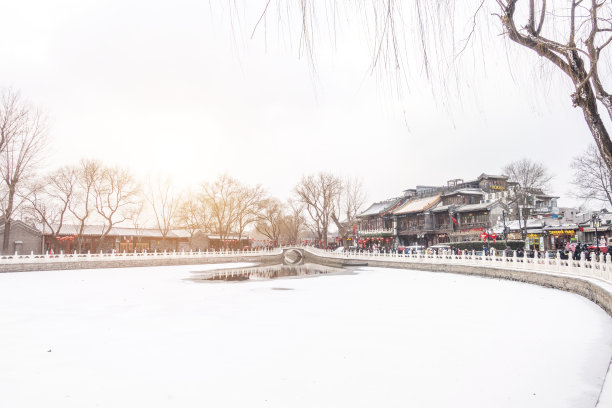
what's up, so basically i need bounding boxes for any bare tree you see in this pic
[128,200,146,252]
[571,144,612,208]
[22,166,77,252]
[503,158,553,237]
[294,172,343,248]
[94,166,140,252]
[0,89,27,160]
[233,184,266,245]
[332,176,367,247]
[497,0,612,183]
[20,181,59,253]
[246,1,612,183]
[0,90,46,254]
[201,174,241,245]
[146,176,180,250]
[280,199,306,244]
[176,192,208,249]
[69,160,102,253]
[255,198,285,245]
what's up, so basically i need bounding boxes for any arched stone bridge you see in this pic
[281,247,305,265]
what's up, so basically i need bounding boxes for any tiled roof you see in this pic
[393,194,441,215]
[359,197,404,217]
[454,200,502,212]
[51,224,190,239]
[442,189,485,197]
[431,203,455,213]
[478,173,508,180]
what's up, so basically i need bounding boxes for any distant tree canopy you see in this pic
[571,144,612,209]
[245,0,612,182]
[502,158,553,237]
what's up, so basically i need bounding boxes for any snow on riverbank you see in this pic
[1,264,611,408]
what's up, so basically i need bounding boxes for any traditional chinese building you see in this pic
[46,225,192,253]
[394,194,441,246]
[356,197,405,249]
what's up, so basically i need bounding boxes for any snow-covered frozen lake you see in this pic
[1,263,611,408]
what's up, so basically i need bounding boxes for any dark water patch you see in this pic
[187,263,350,283]
[271,287,295,291]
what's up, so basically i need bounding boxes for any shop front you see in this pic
[544,227,578,251]
[580,226,611,247]
[526,233,543,251]
[358,235,394,250]
[448,228,486,244]
[435,233,450,244]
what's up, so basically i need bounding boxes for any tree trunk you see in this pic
[2,217,11,255]
[77,222,86,253]
[96,223,113,253]
[2,187,15,254]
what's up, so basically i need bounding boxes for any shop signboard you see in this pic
[548,229,576,236]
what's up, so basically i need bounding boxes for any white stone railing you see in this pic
[302,247,612,286]
[2,245,611,286]
[0,248,282,264]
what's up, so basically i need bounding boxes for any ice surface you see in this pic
[1,263,611,408]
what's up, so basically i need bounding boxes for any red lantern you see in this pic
[480,232,488,241]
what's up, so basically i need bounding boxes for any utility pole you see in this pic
[502,210,508,248]
[592,213,601,256]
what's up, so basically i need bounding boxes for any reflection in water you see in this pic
[188,263,348,282]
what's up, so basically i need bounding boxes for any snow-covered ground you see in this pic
[1,263,611,408]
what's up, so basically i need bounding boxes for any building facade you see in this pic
[355,172,569,250]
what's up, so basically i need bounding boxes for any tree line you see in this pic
[20,167,366,254]
[3,86,609,256]
[0,90,368,254]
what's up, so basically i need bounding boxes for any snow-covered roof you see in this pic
[393,194,441,215]
[431,203,455,213]
[455,200,503,213]
[358,197,404,217]
[207,235,249,240]
[534,193,560,199]
[0,219,42,235]
[51,224,190,239]
[542,224,579,230]
[478,173,508,180]
[442,189,485,197]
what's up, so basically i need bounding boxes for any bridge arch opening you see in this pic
[283,249,304,265]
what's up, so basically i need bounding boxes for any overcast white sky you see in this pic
[0,0,604,209]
